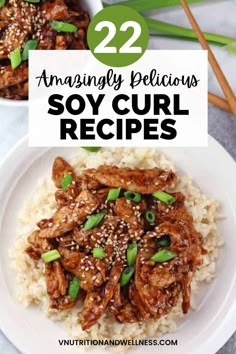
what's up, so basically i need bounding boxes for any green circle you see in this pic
[87,5,149,67]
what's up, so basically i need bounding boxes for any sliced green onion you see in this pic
[25,0,40,3]
[145,17,234,47]
[120,266,134,287]
[145,210,156,223]
[68,277,80,300]
[124,191,141,203]
[127,243,138,266]
[9,47,22,70]
[152,190,176,204]
[107,188,121,201]
[103,0,206,12]
[81,147,101,152]
[61,173,73,191]
[226,41,236,55]
[150,249,176,262]
[157,235,171,247]
[51,20,77,33]
[0,0,6,8]
[84,211,106,231]
[41,249,61,263]
[92,247,106,259]
[22,39,38,61]
[104,2,235,47]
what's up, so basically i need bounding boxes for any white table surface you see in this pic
[1,0,236,353]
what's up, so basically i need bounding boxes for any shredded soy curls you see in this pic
[25,156,204,330]
[0,0,89,99]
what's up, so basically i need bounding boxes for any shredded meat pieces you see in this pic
[110,282,149,323]
[45,260,68,298]
[0,65,28,90]
[52,157,75,188]
[58,247,106,292]
[135,221,202,316]
[114,198,145,239]
[25,230,52,260]
[38,190,100,238]
[45,260,75,311]
[82,261,124,330]
[40,0,70,21]
[0,0,89,99]
[50,295,75,311]
[73,216,120,253]
[24,157,204,328]
[55,176,101,208]
[81,228,129,329]
[83,165,176,194]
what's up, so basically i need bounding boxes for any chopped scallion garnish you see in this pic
[81,147,101,152]
[145,210,156,223]
[107,188,121,201]
[41,249,61,263]
[157,235,171,247]
[25,0,40,3]
[124,191,141,203]
[51,20,77,33]
[0,0,6,8]
[150,249,176,262]
[104,0,206,12]
[226,42,236,55]
[61,173,73,191]
[127,243,138,266]
[92,247,106,259]
[68,277,80,300]
[84,211,106,231]
[120,266,134,287]
[22,39,38,61]
[152,190,176,204]
[9,47,22,70]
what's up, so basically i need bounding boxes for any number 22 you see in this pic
[94,21,142,54]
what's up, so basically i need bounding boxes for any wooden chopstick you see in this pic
[180,0,236,117]
[208,92,231,113]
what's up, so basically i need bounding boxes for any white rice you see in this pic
[9,148,223,351]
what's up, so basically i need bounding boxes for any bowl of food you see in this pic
[0,0,103,106]
[0,138,236,354]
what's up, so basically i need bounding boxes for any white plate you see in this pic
[0,136,236,354]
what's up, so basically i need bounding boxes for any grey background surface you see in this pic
[0,105,236,353]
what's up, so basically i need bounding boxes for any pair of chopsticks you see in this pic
[180,0,236,116]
